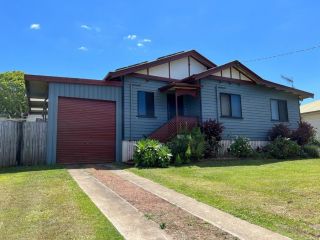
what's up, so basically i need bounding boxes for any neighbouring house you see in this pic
[301,100,320,138]
[24,50,313,164]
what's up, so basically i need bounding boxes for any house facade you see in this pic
[25,50,313,164]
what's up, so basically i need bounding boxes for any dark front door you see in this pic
[167,94,184,120]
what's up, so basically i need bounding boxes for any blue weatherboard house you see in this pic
[25,50,313,164]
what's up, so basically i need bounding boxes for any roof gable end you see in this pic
[104,50,217,80]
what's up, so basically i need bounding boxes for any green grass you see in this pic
[128,159,320,240]
[0,166,123,240]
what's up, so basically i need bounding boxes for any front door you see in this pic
[167,94,184,120]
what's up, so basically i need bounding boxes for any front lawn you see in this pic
[0,166,123,240]
[128,159,320,240]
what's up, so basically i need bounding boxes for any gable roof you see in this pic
[183,60,264,83]
[182,60,313,99]
[103,50,217,81]
[301,100,320,114]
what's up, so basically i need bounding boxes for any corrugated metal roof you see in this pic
[300,100,320,114]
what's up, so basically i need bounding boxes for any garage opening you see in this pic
[56,97,116,164]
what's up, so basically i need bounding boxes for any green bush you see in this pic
[303,145,320,158]
[230,136,253,158]
[266,137,301,159]
[133,139,172,168]
[168,127,206,164]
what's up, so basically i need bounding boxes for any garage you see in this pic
[56,97,116,164]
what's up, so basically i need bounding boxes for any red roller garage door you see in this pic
[56,97,116,164]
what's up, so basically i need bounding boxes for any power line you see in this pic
[243,43,320,63]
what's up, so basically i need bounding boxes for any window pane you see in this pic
[221,94,231,116]
[278,100,288,121]
[231,95,241,117]
[138,91,146,116]
[271,100,279,120]
[138,91,154,116]
[146,92,154,116]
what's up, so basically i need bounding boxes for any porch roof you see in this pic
[159,82,200,96]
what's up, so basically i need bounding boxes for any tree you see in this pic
[0,71,28,118]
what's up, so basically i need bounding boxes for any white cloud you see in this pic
[81,24,91,30]
[125,34,137,40]
[137,43,144,47]
[78,46,88,51]
[81,24,101,32]
[30,23,40,30]
[142,38,151,42]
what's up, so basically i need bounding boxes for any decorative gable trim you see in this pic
[104,50,216,81]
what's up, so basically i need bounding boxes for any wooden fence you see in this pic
[0,121,47,167]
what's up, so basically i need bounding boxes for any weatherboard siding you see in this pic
[123,76,168,140]
[47,82,122,164]
[200,78,300,140]
[183,95,201,117]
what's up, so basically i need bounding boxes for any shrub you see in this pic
[168,131,191,165]
[303,145,320,158]
[174,154,183,166]
[230,136,253,158]
[133,139,172,168]
[266,137,301,159]
[189,127,206,160]
[310,138,320,146]
[201,119,224,157]
[268,123,291,141]
[291,121,316,146]
[168,127,206,164]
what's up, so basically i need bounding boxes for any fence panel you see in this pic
[0,121,19,167]
[21,122,47,166]
[122,141,136,162]
[0,121,47,167]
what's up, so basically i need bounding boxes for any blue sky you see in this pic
[1,0,319,103]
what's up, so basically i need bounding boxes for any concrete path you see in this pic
[111,168,291,240]
[68,168,171,240]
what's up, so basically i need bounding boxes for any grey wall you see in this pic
[200,78,301,140]
[123,76,168,140]
[47,83,122,164]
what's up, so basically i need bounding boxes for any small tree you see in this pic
[201,119,224,157]
[291,121,316,146]
[0,71,28,118]
[268,123,291,141]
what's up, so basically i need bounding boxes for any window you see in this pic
[138,91,155,117]
[220,93,242,118]
[270,99,288,121]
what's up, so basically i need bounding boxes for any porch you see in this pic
[149,82,201,142]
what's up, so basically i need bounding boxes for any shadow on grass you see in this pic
[2,158,312,174]
[115,158,314,170]
[0,164,65,175]
[185,158,309,168]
